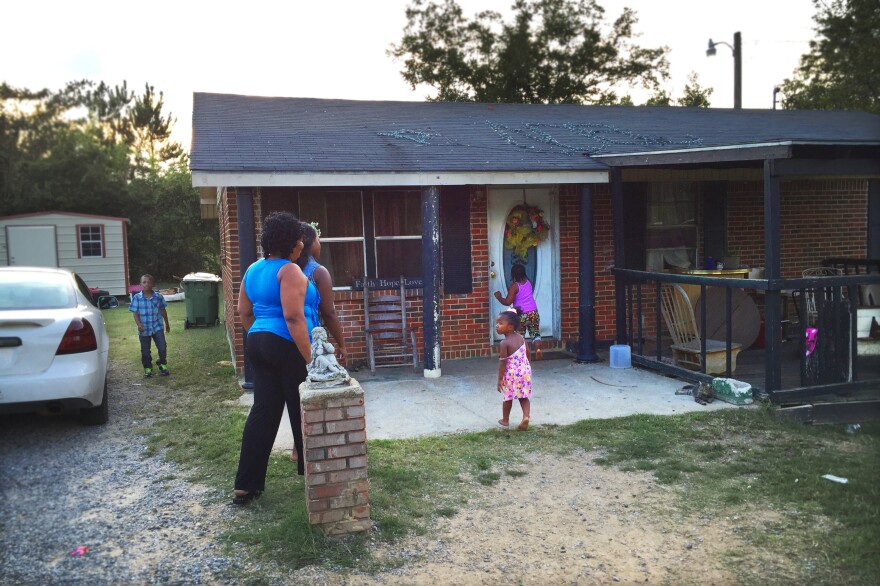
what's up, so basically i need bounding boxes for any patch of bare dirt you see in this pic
[327,451,766,585]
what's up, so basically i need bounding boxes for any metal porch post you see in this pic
[763,161,783,392]
[611,168,627,344]
[577,184,599,362]
[421,186,442,378]
[236,188,257,389]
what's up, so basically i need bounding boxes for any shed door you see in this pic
[7,226,58,267]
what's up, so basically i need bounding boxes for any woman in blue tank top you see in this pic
[232,212,311,505]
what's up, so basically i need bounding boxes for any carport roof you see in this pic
[190,92,880,175]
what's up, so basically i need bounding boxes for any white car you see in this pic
[0,267,110,425]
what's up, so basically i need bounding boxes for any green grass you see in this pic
[104,301,880,584]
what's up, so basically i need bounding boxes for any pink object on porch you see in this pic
[805,327,818,356]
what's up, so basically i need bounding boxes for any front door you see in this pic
[7,225,58,267]
[487,186,558,343]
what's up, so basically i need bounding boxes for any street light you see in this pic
[706,31,742,109]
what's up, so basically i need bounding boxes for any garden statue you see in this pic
[306,327,350,387]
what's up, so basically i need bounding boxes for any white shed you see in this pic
[0,211,131,295]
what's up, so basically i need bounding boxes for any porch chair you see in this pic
[802,267,843,326]
[363,277,419,372]
[659,284,742,375]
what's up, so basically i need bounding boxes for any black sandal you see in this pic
[231,490,262,505]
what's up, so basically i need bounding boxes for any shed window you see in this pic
[78,225,104,258]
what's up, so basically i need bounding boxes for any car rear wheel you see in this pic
[80,378,109,426]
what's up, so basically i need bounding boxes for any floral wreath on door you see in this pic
[504,204,550,263]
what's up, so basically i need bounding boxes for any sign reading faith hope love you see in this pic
[352,277,423,290]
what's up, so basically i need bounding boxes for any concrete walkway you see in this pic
[238,350,739,451]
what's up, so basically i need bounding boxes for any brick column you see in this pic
[299,379,370,536]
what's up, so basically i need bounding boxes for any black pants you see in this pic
[139,330,167,368]
[235,331,307,492]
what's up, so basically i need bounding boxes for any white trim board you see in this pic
[192,170,609,188]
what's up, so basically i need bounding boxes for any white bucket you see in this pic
[609,344,632,369]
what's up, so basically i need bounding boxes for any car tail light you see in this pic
[56,318,98,355]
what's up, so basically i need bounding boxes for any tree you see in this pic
[128,84,184,173]
[389,0,669,104]
[127,161,219,279]
[676,72,713,108]
[0,80,218,280]
[643,73,712,107]
[780,0,879,114]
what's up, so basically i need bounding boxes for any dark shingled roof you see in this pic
[190,93,880,174]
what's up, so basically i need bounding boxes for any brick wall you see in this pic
[331,186,494,367]
[218,187,262,375]
[217,179,869,374]
[558,184,618,345]
[217,187,242,372]
[727,179,868,277]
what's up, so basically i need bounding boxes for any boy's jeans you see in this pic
[139,330,167,368]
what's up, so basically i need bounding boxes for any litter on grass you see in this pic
[821,474,849,484]
[70,546,89,556]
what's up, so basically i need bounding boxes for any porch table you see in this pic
[669,267,750,307]
[695,286,761,350]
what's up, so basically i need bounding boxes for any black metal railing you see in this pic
[614,268,880,396]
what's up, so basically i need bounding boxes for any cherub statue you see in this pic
[306,327,350,386]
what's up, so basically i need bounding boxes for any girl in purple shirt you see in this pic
[494,263,543,360]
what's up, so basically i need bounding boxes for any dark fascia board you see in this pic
[770,158,880,178]
[595,144,793,166]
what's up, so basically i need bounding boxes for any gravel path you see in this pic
[0,361,250,585]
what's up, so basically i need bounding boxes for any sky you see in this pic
[4,0,818,149]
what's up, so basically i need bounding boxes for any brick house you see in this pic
[190,93,880,391]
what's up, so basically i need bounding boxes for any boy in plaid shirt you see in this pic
[129,274,171,377]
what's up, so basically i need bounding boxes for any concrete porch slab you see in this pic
[238,351,741,451]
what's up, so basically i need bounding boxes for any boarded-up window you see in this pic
[292,189,425,286]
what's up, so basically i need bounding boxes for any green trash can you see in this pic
[181,272,221,328]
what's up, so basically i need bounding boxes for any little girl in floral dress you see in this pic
[496,308,532,431]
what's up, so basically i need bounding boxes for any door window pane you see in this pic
[320,241,365,287]
[299,191,364,237]
[376,240,422,279]
[374,190,421,236]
